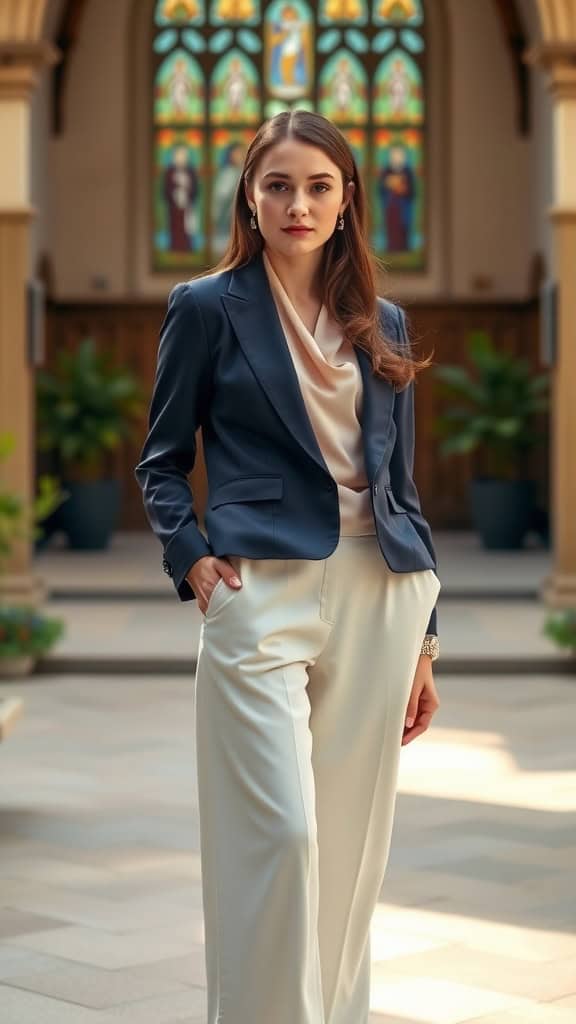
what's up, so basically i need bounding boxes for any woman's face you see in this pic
[245,138,354,257]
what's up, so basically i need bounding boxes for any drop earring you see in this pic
[250,209,258,230]
[337,214,345,231]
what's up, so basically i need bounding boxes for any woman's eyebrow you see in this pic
[261,171,336,180]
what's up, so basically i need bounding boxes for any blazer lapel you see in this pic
[221,251,396,483]
[222,253,330,474]
[355,344,396,483]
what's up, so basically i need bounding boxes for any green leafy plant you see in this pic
[37,338,144,479]
[0,606,64,658]
[0,434,22,567]
[543,610,576,654]
[433,331,549,479]
[0,433,64,569]
[0,433,65,662]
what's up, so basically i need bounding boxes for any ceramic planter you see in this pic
[0,655,35,678]
[59,479,121,550]
[469,478,537,549]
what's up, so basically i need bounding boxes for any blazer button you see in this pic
[373,483,378,494]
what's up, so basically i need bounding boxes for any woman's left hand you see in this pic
[401,654,440,746]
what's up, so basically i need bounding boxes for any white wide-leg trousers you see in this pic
[194,534,441,1024]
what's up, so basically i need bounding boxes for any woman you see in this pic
[135,109,441,1024]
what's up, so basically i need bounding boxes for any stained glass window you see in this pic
[151,0,427,269]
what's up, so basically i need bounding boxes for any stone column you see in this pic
[0,37,57,604]
[527,43,576,607]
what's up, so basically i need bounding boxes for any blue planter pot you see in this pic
[469,478,536,549]
[60,479,121,550]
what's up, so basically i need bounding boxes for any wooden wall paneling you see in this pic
[44,299,544,531]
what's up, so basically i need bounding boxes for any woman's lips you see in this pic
[282,227,313,234]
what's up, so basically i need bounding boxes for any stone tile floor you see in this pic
[0,670,574,1022]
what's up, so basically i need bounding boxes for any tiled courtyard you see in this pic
[0,669,574,1023]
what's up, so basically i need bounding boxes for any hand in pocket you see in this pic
[186,556,243,615]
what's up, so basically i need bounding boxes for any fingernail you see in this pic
[405,717,414,728]
[230,576,242,587]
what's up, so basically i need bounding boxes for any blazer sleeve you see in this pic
[388,304,439,636]
[134,282,213,601]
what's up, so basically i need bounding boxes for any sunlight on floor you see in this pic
[397,728,576,812]
[369,902,576,1022]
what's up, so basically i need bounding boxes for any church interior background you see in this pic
[1,0,576,611]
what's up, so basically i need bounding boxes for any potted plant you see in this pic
[0,433,65,677]
[543,610,576,662]
[433,331,549,549]
[0,607,64,677]
[37,338,144,549]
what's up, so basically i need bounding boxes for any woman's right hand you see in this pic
[186,556,243,615]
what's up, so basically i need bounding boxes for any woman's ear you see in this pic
[244,179,255,213]
[341,179,355,215]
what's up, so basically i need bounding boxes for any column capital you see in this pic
[0,205,36,224]
[524,42,576,100]
[0,40,59,100]
[548,205,576,225]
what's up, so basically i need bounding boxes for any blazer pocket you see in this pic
[210,475,284,509]
[385,485,408,514]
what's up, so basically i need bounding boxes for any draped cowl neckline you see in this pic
[262,249,375,537]
[262,250,363,407]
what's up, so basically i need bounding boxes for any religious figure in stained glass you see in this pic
[211,52,260,122]
[378,140,415,251]
[159,137,202,254]
[155,51,204,124]
[318,51,367,123]
[266,1,313,99]
[373,51,422,124]
[211,135,249,253]
[370,127,423,263]
[163,143,200,252]
[389,58,410,116]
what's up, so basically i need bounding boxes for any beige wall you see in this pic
[519,0,555,278]
[30,56,52,278]
[450,0,541,296]
[39,0,132,297]
[33,0,552,301]
[30,0,65,278]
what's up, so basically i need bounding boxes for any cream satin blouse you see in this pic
[262,249,375,537]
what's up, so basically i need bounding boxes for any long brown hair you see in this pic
[200,110,432,388]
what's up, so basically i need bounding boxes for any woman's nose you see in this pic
[287,192,309,216]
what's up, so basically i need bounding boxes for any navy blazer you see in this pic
[135,250,439,634]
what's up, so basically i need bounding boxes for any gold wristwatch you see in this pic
[420,634,440,661]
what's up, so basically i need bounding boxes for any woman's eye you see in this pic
[266,182,331,193]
